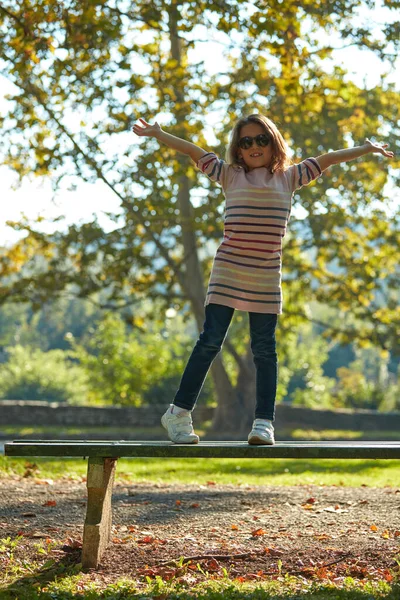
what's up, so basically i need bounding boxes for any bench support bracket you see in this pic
[82,456,117,569]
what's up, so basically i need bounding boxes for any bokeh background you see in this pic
[0,0,399,436]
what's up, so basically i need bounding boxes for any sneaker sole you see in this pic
[161,415,199,444]
[248,435,274,446]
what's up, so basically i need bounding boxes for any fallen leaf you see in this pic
[137,536,154,544]
[314,534,331,541]
[381,530,390,539]
[34,479,54,486]
[251,528,266,537]
[231,525,239,531]
[205,558,220,571]
[62,537,82,550]
[26,531,49,538]
[383,569,393,582]
[43,500,57,507]
[370,524,378,532]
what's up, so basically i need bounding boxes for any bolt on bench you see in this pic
[5,440,400,569]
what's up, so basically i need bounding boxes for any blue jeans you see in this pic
[173,303,278,421]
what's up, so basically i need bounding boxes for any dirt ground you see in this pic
[1,474,400,586]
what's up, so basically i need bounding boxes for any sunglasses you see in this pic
[238,133,271,150]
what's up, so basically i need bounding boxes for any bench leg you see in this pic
[82,457,117,569]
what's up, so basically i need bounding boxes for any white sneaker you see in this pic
[161,404,199,444]
[248,419,275,445]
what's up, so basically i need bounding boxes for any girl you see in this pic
[132,114,393,445]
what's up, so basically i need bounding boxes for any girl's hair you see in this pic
[226,114,293,174]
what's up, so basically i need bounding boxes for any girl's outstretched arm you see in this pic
[316,138,394,171]
[132,118,207,163]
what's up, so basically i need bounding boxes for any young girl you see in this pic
[132,114,393,445]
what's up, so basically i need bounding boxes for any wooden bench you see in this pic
[5,440,400,569]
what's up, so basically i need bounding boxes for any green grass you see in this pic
[0,569,399,599]
[0,425,173,436]
[1,455,399,487]
[289,429,400,441]
[0,534,399,599]
[2,426,400,440]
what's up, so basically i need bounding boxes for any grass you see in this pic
[0,425,175,437]
[0,559,399,599]
[1,455,400,487]
[0,531,399,599]
[289,429,400,441]
[2,426,400,440]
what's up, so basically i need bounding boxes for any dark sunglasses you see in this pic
[238,133,271,150]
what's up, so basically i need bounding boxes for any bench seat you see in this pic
[5,440,400,459]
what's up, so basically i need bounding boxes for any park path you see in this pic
[0,475,399,585]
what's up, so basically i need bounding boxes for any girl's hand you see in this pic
[365,138,394,158]
[132,118,162,138]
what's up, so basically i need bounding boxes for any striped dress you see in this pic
[197,153,324,314]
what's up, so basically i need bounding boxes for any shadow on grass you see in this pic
[4,455,399,483]
[0,551,82,599]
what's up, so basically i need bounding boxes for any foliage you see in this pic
[336,359,400,412]
[283,322,337,409]
[0,301,28,348]
[66,306,213,406]
[0,344,90,403]
[0,295,102,352]
[0,1,398,342]
[0,0,399,426]
[0,293,398,410]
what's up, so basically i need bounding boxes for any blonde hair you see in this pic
[226,114,293,174]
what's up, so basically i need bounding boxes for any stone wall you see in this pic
[0,400,212,427]
[1,400,400,431]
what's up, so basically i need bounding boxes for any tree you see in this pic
[67,305,207,406]
[0,0,399,430]
[0,344,89,403]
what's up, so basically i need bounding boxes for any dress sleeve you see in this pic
[196,152,234,191]
[286,157,324,193]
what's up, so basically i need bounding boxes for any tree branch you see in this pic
[13,76,197,306]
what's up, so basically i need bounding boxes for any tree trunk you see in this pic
[168,3,253,433]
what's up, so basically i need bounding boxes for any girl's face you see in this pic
[237,123,273,171]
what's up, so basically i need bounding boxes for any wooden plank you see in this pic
[7,440,400,445]
[5,440,400,459]
[81,457,117,569]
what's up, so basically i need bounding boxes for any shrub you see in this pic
[0,344,90,403]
